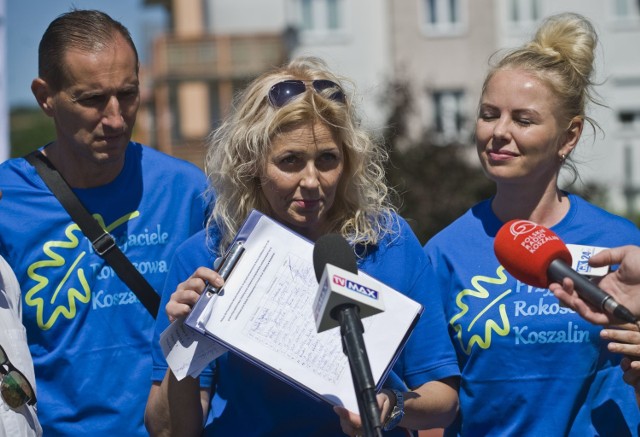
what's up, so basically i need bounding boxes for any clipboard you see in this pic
[183,210,423,412]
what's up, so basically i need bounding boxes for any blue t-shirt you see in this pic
[0,142,208,436]
[151,213,443,436]
[422,195,640,437]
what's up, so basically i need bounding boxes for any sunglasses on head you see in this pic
[268,79,346,107]
[0,344,36,409]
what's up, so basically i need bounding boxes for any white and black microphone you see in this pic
[312,234,385,437]
[312,236,385,333]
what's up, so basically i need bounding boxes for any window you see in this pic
[298,0,344,33]
[609,0,640,27]
[505,0,540,34]
[508,0,540,24]
[432,90,466,141]
[614,0,640,18]
[327,0,340,29]
[301,0,313,30]
[421,0,467,36]
[618,109,640,216]
[619,109,640,130]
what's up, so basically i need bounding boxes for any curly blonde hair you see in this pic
[204,56,396,252]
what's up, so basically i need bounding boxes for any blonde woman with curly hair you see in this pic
[145,57,459,437]
[420,12,640,436]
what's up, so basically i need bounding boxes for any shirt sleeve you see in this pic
[393,255,461,389]
[150,242,217,388]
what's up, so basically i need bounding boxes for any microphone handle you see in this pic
[547,259,637,324]
[333,304,383,437]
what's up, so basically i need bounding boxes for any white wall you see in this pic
[206,0,287,32]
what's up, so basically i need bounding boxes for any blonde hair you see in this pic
[204,56,396,252]
[483,12,600,134]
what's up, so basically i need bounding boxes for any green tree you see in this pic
[381,81,495,244]
[9,106,56,157]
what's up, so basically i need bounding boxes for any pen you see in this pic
[204,241,245,296]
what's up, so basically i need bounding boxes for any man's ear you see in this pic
[31,78,55,117]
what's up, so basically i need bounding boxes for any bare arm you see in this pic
[145,373,210,437]
[334,377,459,436]
[144,266,225,436]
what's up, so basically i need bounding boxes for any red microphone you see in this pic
[494,219,637,324]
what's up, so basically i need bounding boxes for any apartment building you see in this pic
[143,0,391,166]
[143,0,640,214]
[392,0,640,215]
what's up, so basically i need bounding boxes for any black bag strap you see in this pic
[25,150,159,318]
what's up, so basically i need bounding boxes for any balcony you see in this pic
[153,33,288,81]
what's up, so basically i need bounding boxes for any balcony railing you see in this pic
[153,33,288,81]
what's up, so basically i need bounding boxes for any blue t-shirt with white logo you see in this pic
[151,212,442,436]
[422,194,640,436]
[0,142,208,436]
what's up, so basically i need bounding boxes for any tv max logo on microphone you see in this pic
[332,275,380,300]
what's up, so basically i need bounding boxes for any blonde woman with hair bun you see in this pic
[418,12,640,436]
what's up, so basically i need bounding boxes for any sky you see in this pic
[6,0,167,108]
